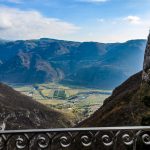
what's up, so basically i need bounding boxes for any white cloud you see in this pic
[78,0,108,3]
[123,16,141,24]
[0,6,79,40]
[75,15,150,43]
[97,18,104,23]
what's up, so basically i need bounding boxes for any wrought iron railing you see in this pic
[0,126,150,150]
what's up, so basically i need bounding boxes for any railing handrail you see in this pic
[1,126,150,149]
[1,126,150,134]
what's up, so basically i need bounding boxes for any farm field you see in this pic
[12,83,112,125]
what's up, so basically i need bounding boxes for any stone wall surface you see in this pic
[143,33,150,82]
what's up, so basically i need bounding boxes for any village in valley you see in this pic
[12,83,111,124]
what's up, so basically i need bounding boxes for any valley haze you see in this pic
[0,36,148,130]
[0,38,146,89]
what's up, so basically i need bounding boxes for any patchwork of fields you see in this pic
[12,83,111,125]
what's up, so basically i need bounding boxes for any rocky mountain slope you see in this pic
[0,83,72,130]
[0,38,146,89]
[79,33,150,127]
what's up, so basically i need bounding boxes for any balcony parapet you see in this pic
[0,126,150,150]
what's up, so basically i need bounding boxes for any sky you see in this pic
[0,0,150,42]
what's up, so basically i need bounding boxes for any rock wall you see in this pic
[143,33,150,82]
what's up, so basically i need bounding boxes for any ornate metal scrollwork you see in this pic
[120,130,134,146]
[79,131,93,147]
[59,135,72,148]
[29,133,50,149]
[51,132,73,149]
[101,134,114,146]
[15,135,28,149]
[37,134,49,148]
[0,126,150,149]
[0,135,6,150]
[142,133,150,145]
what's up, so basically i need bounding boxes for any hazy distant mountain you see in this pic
[0,38,146,89]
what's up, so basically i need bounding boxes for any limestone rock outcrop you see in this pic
[143,33,150,82]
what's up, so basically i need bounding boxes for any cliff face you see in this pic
[143,33,150,82]
[78,71,144,127]
[0,83,72,130]
[79,33,150,127]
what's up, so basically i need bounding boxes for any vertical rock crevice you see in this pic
[142,33,150,82]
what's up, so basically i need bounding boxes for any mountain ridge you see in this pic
[0,82,72,130]
[0,38,146,89]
